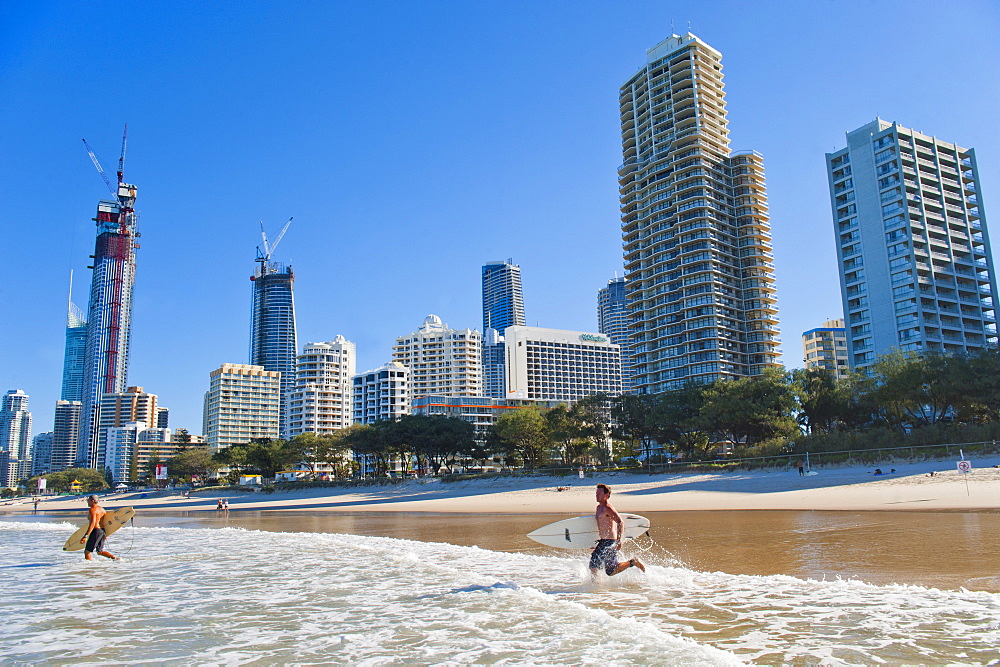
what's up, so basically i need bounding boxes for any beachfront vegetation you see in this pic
[25,467,107,494]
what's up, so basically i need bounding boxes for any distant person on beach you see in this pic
[795,460,805,476]
[217,499,224,511]
[590,484,645,578]
[80,495,118,561]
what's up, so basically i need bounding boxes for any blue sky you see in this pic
[2,0,999,434]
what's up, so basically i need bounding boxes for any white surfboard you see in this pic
[63,506,135,552]
[527,513,650,549]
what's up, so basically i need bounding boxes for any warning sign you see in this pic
[957,460,972,473]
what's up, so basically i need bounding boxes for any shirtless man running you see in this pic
[79,495,118,561]
[590,483,645,577]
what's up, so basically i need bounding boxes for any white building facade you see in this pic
[504,327,623,402]
[0,390,32,486]
[203,363,280,451]
[352,362,410,425]
[287,337,356,436]
[392,315,482,399]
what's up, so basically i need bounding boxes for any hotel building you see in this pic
[0,390,32,486]
[95,387,158,471]
[619,33,780,393]
[287,337,356,436]
[393,316,482,399]
[203,363,280,451]
[503,326,622,402]
[826,119,998,366]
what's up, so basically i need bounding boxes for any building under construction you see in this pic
[78,130,140,469]
[250,220,297,439]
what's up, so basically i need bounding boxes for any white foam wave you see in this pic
[1,524,997,664]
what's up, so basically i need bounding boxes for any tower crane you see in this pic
[255,217,293,276]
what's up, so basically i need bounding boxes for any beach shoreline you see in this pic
[7,457,1000,517]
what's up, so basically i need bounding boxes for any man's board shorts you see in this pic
[589,539,619,575]
[85,528,106,553]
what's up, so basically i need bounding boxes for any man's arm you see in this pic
[80,507,100,543]
[607,504,625,546]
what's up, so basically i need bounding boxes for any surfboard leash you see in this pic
[113,516,137,558]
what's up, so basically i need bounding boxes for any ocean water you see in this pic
[1,520,999,664]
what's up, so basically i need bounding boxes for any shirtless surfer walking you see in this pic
[79,495,118,561]
[590,484,645,577]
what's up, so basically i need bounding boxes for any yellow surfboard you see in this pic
[63,506,135,552]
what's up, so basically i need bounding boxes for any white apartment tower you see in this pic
[504,326,622,402]
[0,390,32,486]
[619,34,780,394]
[96,386,157,471]
[802,319,850,380]
[393,315,482,399]
[826,119,998,366]
[352,362,410,425]
[203,363,280,451]
[287,337,356,437]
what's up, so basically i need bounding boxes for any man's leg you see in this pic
[97,550,117,560]
[84,550,93,561]
[609,557,645,576]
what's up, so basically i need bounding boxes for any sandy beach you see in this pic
[11,456,1000,516]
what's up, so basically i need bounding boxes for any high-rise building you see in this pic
[503,326,622,402]
[105,421,171,483]
[203,363,280,451]
[61,292,88,402]
[598,277,632,392]
[352,362,410,425]
[250,260,297,439]
[0,390,32,486]
[826,119,998,365]
[51,400,82,471]
[155,407,169,429]
[482,259,525,398]
[393,315,482,399]
[287,337,356,437]
[79,173,139,468]
[31,432,53,477]
[618,34,780,393]
[482,260,526,333]
[802,319,850,380]
[95,387,158,471]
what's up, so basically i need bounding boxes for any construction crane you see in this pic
[255,217,293,275]
[82,123,128,194]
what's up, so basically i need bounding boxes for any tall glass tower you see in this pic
[61,293,88,402]
[0,390,32,486]
[482,259,525,398]
[619,34,780,394]
[250,260,297,438]
[79,180,139,468]
[598,277,633,392]
[826,119,998,366]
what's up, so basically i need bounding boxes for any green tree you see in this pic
[26,467,107,494]
[168,446,220,483]
[492,407,550,469]
[545,404,590,465]
[694,369,799,449]
[611,394,657,460]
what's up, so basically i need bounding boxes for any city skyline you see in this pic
[3,1,999,433]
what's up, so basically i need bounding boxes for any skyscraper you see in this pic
[0,390,32,486]
[482,259,525,333]
[598,277,633,392]
[482,259,525,398]
[51,400,82,471]
[61,280,88,401]
[826,119,998,366]
[96,386,158,471]
[79,169,139,467]
[250,241,297,438]
[618,34,780,393]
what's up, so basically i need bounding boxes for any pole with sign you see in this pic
[957,450,972,496]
